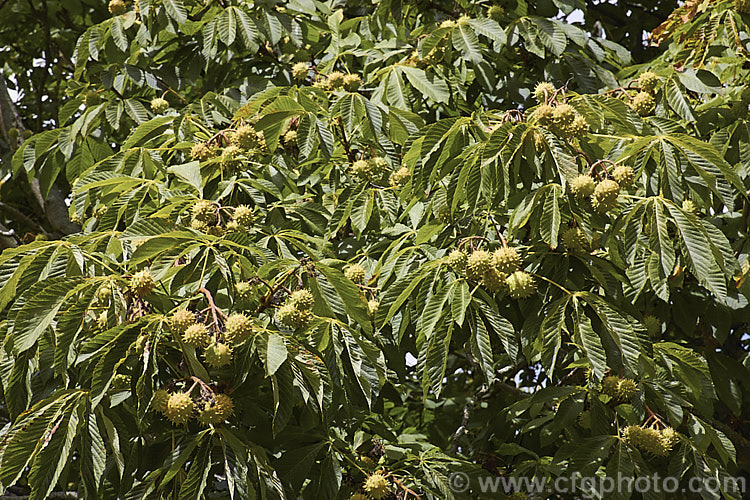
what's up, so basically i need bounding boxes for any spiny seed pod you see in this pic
[224,313,254,344]
[601,375,620,397]
[483,268,507,292]
[150,97,169,114]
[506,271,536,299]
[192,200,216,223]
[170,309,196,333]
[622,425,642,447]
[367,299,379,317]
[638,71,660,92]
[571,174,596,198]
[644,315,660,336]
[190,219,208,232]
[292,62,309,80]
[213,394,235,420]
[487,5,504,21]
[183,324,211,348]
[612,165,635,186]
[552,103,576,127]
[108,0,127,15]
[617,378,638,401]
[533,104,555,127]
[231,125,264,150]
[152,389,170,414]
[233,205,254,228]
[220,145,243,170]
[205,342,233,368]
[190,142,214,162]
[533,82,555,103]
[371,157,389,176]
[445,249,468,271]
[591,179,620,213]
[631,92,655,116]
[682,199,698,214]
[660,427,679,454]
[344,264,367,284]
[390,166,410,186]
[276,303,311,330]
[129,270,156,297]
[343,74,362,91]
[283,129,297,146]
[290,289,315,311]
[363,473,390,499]
[166,392,194,425]
[639,427,667,455]
[562,227,589,252]
[225,220,241,233]
[493,247,522,274]
[466,250,494,281]
[350,159,372,179]
[568,115,589,138]
[235,281,253,301]
[326,71,346,89]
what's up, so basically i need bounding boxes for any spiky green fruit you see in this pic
[344,264,367,284]
[224,313,253,344]
[232,125,264,150]
[390,166,410,186]
[660,427,679,454]
[233,205,254,227]
[533,104,555,127]
[638,71,660,92]
[283,129,297,146]
[190,142,214,161]
[235,281,253,301]
[150,97,169,114]
[506,271,536,299]
[367,299,379,317]
[562,227,588,252]
[487,5,504,21]
[466,250,494,281]
[343,74,362,91]
[327,71,346,89]
[292,62,309,80]
[198,394,234,425]
[631,92,655,116]
[533,82,555,103]
[170,309,196,333]
[639,427,667,455]
[351,159,372,179]
[192,200,216,223]
[276,303,311,330]
[220,145,243,170]
[205,342,232,368]
[568,115,589,138]
[190,219,208,232]
[622,425,643,447]
[644,315,660,336]
[571,174,596,198]
[129,270,156,297]
[152,389,170,414]
[483,268,507,292]
[370,157,389,176]
[617,378,638,400]
[290,289,315,310]
[493,247,522,274]
[552,103,576,127]
[183,324,210,348]
[681,199,698,214]
[363,473,390,499]
[445,249,468,271]
[612,165,635,186]
[108,0,127,15]
[166,392,194,425]
[601,375,620,397]
[591,179,620,213]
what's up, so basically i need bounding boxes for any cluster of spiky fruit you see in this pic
[487,5,505,21]
[129,270,156,297]
[276,289,315,330]
[601,375,639,401]
[350,157,390,180]
[630,91,655,116]
[389,166,410,186]
[532,95,589,139]
[187,200,255,235]
[449,246,535,298]
[344,263,367,284]
[150,97,169,114]
[591,178,621,213]
[561,227,590,253]
[637,71,660,93]
[314,72,362,91]
[231,124,266,151]
[153,389,235,426]
[363,473,390,499]
[108,0,127,15]
[190,141,217,162]
[292,62,309,80]
[623,425,679,456]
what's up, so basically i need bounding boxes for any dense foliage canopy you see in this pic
[0,0,749,498]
